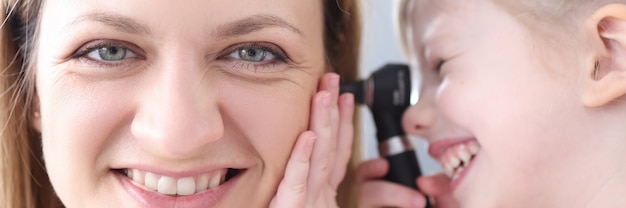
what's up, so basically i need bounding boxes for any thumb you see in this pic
[417,173,451,196]
[356,159,389,182]
[417,173,459,208]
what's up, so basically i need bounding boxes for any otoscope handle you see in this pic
[378,135,430,208]
[384,150,421,189]
[383,151,432,208]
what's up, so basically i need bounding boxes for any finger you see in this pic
[356,159,389,182]
[417,173,459,208]
[269,131,317,208]
[317,73,340,141]
[360,180,427,208]
[316,73,341,176]
[329,93,355,187]
[305,73,341,204]
[322,73,340,140]
[306,88,334,201]
[417,173,452,196]
[432,192,458,208]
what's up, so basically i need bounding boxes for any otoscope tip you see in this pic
[339,81,365,104]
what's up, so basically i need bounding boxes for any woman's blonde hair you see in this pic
[0,0,362,207]
[324,0,362,207]
[0,0,59,207]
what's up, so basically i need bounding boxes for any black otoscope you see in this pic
[341,64,431,207]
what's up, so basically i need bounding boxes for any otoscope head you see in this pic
[340,63,412,141]
[339,64,411,106]
[339,80,366,104]
[369,64,411,112]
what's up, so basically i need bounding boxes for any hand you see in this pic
[269,73,355,208]
[357,159,459,208]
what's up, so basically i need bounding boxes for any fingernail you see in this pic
[307,134,316,146]
[322,92,331,108]
[327,74,340,89]
[343,93,354,107]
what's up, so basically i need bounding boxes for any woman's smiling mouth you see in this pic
[113,168,243,196]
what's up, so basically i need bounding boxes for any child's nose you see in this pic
[130,54,224,158]
[401,88,437,140]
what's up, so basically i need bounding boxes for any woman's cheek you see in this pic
[220,81,311,171]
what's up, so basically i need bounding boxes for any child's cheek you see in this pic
[435,75,486,130]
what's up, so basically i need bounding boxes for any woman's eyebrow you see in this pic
[68,12,151,35]
[67,12,304,38]
[214,14,304,38]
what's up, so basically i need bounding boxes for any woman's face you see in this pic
[34,0,325,207]
[403,0,598,207]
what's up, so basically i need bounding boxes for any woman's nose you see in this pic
[131,54,224,157]
[402,87,437,140]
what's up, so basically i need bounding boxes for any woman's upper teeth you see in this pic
[126,168,227,196]
[441,141,481,179]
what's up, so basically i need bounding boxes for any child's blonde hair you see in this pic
[394,0,626,79]
[395,0,625,55]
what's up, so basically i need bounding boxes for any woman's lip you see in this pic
[428,138,478,160]
[115,170,241,208]
[110,164,249,178]
[449,151,479,192]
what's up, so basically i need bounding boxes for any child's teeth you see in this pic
[444,163,454,178]
[468,141,480,154]
[177,177,196,196]
[144,173,159,191]
[158,176,177,195]
[449,155,461,168]
[458,145,472,165]
[453,166,464,180]
[440,141,482,180]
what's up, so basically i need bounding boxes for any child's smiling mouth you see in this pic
[440,141,480,180]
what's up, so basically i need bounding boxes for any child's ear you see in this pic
[583,4,626,108]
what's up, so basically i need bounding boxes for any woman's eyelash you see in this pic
[222,42,290,63]
[69,40,291,72]
[69,40,142,67]
[215,42,293,72]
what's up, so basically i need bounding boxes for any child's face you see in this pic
[403,1,595,206]
[34,0,325,207]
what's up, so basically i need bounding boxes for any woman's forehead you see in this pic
[40,0,324,35]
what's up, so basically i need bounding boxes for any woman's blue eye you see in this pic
[87,46,137,61]
[229,46,276,62]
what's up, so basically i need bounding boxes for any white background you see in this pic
[358,0,441,174]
